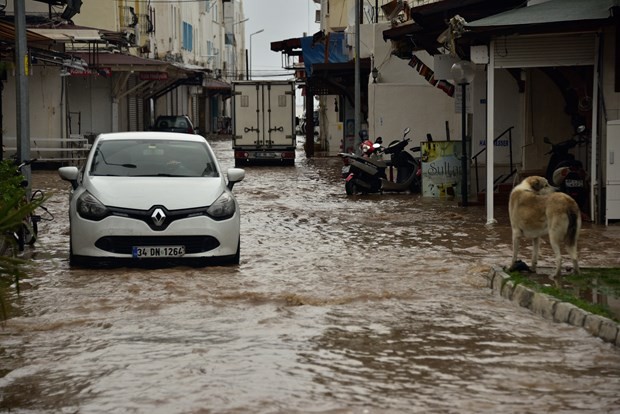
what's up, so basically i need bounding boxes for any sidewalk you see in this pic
[485,266,620,347]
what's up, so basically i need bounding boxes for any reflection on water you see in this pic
[1,138,619,413]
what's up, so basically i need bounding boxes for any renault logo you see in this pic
[151,208,166,227]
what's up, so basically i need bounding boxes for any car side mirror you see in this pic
[227,167,245,190]
[58,166,80,190]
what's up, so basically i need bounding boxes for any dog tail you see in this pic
[566,210,579,246]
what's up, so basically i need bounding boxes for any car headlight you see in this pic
[206,191,236,220]
[76,191,110,221]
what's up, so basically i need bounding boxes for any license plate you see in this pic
[255,152,275,158]
[565,179,584,188]
[132,246,185,258]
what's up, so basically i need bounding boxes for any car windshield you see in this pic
[89,139,219,178]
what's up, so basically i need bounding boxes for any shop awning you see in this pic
[68,51,170,72]
[465,0,619,35]
[29,27,103,42]
[300,31,348,76]
[0,21,53,43]
[203,78,230,90]
[468,0,618,27]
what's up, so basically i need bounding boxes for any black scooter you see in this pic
[544,125,588,211]
[339,128,421,195]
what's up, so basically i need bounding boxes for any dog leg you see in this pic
[531,237,540,273]
[510,230,521,270]
[566,242,580,275]
[548,233,563,279]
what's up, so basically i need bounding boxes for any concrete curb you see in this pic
[485,266,620,347]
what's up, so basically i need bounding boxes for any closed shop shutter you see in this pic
[128,75,138,131]
[494,33,595,69]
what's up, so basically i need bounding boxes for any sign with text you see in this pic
[421,141,463,198]
[139,72,169,81]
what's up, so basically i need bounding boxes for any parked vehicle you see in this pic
[2,158,53,252]
[151,115,197,134]
[58,132,245,267]
[339,128,422,195]
[232,80,296,166]
[544,125,588,211]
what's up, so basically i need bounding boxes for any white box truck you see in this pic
[232,80,296,166]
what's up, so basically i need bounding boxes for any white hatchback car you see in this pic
[58,132,245,267]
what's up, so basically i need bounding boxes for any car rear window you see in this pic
[90,139,219,178]
[155,117,193,132]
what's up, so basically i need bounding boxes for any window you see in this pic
[182,21,193,51]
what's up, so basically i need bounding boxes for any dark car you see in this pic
[151,115,197,134]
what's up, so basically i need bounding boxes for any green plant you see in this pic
[506,269,620,323]
[0,160,41,323]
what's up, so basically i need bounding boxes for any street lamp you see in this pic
[451,60,476,207]
[249,28,264,80]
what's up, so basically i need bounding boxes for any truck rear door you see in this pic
[233,82,294,148]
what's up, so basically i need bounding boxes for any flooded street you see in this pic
[2,137,620,413]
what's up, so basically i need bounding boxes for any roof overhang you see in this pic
[271,37,303,56]
[382,0,525,57]
[68,51,171,73]
[307,58,371,102]
[29,27,103,42]
[464,0,619,38]
[0,21,53,43]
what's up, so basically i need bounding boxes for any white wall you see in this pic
[367,24,459,150]
[67,76,113,135]
[3,66,64,139]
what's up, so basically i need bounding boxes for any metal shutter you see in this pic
[494,33,596,69]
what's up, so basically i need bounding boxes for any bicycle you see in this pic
[10,158,54,252]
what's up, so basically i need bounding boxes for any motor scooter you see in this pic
[544,125,588,211]
[338,128,421,195]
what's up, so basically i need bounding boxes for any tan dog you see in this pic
[509,176,581,278]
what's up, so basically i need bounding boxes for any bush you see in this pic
[0,159,38,322]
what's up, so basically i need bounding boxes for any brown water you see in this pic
[2,137,620,413]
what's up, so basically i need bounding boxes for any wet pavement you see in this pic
[1,136,620,413]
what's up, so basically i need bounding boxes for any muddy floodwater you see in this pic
[2,137,620,413]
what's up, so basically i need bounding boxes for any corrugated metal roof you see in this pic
[467,0,619,28]
[29,28,103,42]
[0,21,52,42]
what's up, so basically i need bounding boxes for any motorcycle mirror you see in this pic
[403,127,411,136]
[576,125,586,134]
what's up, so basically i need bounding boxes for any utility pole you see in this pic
[354,0,361,148]
[15,0,30,180]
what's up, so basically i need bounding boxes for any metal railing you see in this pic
[471,126,516,194]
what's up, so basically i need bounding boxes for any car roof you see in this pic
[96,131,204,142]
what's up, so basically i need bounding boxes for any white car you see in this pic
[58,132,245,267]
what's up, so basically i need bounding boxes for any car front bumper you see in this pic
[70,213,240,260]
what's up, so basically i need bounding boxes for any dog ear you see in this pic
[532,177,547,192]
